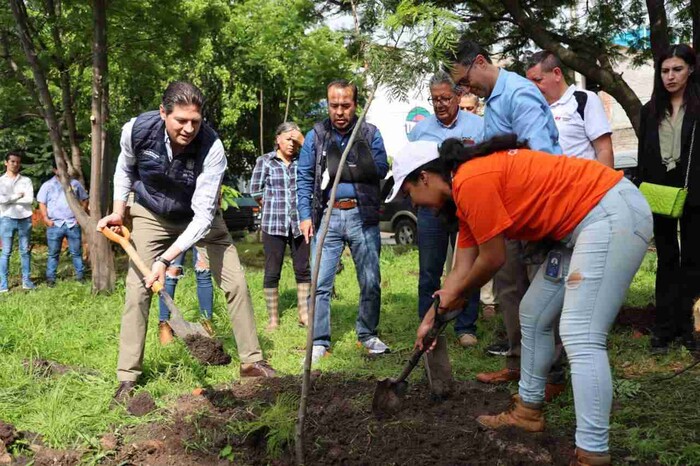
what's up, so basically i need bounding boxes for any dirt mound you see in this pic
[22,358,73,377]
[0,421,18,447]
[183,335,232,366]
[102,375,574,465]
[127,392,157,417]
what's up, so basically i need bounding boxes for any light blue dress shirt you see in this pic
[484,69,562,155]
[408,110,484,145]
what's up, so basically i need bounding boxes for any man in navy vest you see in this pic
[296,79,390,364]
[98,82,275,404]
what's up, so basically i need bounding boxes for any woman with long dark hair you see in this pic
[386,135,652,466]
[637,43,700,354]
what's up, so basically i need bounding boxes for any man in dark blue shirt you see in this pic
[296,80,389,364]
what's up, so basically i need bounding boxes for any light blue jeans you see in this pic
[158,247,213,321]
[311,207,381,348]
[518,178,652,453]
[0,216,33,287]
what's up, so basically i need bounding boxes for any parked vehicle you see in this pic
[614,150,638,180]
[379,178,417,245]
[222,192,261,234]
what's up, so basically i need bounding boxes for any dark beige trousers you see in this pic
[117,203,263,382]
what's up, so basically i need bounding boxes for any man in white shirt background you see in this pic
[0,151,35,292]
[526,50,614,166]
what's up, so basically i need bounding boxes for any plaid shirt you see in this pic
[250,151,301,237]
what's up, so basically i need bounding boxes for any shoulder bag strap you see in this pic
[684,121,696,189]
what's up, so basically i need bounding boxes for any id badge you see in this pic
[544,250,563,282]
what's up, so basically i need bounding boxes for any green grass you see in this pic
[0,240,698,464]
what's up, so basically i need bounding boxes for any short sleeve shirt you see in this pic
[550,85,612,160]
[36,177,88,227]
[452,149,623,248]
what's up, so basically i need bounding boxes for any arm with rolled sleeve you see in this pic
[371,129,389,178]
[172,138,226,252]
[511,88,562,155]
[296,129,317,222]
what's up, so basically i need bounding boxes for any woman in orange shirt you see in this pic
[386,135,652,466]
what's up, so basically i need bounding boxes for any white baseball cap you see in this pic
[385,140,440,202]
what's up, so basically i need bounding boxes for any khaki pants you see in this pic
[117,203,263,382]
[495,239,566,378]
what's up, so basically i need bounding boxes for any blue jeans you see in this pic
[311,207,381,348]
[158,247,213,321]
[518,178,652,452]
[46,223,84,281]
[418,207,478,335]
[0,217,32,286]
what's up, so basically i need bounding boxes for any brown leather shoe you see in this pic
[111,381,136,407]
[159,322,174,345]
[240,360,276,378]
[482,304,497,320]
[569,448,611,466]
[476,395,545,432]
[545,383,566,402]
[476,367,520,384]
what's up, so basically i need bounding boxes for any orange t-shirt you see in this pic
[453,149,624,248]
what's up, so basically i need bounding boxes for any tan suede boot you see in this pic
[423,334,453,398]
[264,288,279,330]
[159,322,174,345]
[297,283,310,327]
[476,395,545,432]
[570,448,611,466]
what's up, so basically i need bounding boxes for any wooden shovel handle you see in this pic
[100,226,163,293]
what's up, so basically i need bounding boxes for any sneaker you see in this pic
[22,280,36,290]
[458,333,478,348]
[486,341,509,356]
[360,336,391,355]
[309,345,328,365]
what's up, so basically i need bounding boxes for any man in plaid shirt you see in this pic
[250,122,311,330]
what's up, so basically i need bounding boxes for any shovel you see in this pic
[100,226,211,339]
[372,296,461,415]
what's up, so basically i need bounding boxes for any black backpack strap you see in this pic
[573,91,588,121]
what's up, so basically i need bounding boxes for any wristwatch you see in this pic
[155,256,171,267]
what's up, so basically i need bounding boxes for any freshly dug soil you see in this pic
[127,392,157,417]
[0,421,18,448]
[183,335,232,366]
[103,374,576,465]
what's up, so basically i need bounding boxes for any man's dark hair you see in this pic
[5,151,22,161]
[525,50,564,73]
[649,43,700,123]
[161,81,205,114]
[327,79,358,104]
[445,37,492,66]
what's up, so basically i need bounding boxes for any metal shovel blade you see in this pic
[372,377,409,415]
[160,290,211,338]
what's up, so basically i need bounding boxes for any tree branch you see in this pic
[645,0,670,62]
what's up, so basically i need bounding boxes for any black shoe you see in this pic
[485,341,509,356]
[650,335,670,355]
[111,381,136,407]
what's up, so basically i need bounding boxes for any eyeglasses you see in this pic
[427,95,455,106]
[454,60,475,95]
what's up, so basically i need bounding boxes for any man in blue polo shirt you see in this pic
[446,38,565,398]
[37,164,89,286]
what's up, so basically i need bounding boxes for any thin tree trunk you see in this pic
[89,0,115,292]
[45,0,84,185]
[645,0,670,62]
[295,86,379,466]
[691,0,700,53]
[9,0,89,228]
[283,85,291,123]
